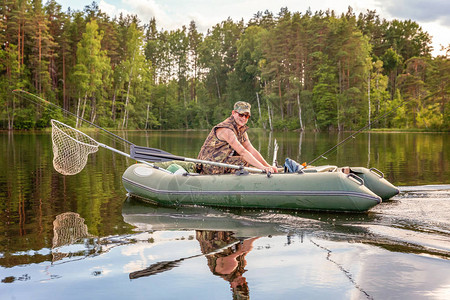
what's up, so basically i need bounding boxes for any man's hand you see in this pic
[269,166,278,173]
[263,166,278,173]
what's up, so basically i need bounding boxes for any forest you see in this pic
[1,1,449,131]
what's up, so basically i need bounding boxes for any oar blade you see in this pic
[130,145,183,162]
[129,259,182,279]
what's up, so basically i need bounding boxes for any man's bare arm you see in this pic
[242,133,278,173]
[216,128,277,173]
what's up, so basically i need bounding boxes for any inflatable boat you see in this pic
[122,164,399,212]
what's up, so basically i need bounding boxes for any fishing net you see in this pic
[51,119,99,175]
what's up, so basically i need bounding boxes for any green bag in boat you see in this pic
[167,163,187,174]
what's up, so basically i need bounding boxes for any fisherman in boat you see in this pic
[197,101,278,175]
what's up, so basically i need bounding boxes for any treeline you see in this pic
[1,1,449,130]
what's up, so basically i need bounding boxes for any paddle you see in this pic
[130,145,264,173]
[129,254,201,279]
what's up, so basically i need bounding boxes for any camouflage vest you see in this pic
[197,116,249,174]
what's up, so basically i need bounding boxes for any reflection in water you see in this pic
[129,229,257,299]
[129,257,186,279]
[197,231,257,300]
[309,238,373,299]
[52,212,91,262]
[2,131,450,299]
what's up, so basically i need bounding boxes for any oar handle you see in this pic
[130,145,264,173]
[183,157,263,173]
[98,143,172,174]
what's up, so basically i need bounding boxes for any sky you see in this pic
[56,0,450,56]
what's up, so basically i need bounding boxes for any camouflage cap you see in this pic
[233,101,251,115]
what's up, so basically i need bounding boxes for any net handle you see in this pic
[50,119,171,174]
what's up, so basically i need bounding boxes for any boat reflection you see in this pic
[124,198,374,299]
[123,194,450,275]
[121,195,376,239]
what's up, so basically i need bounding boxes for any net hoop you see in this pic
[51,119,99,175]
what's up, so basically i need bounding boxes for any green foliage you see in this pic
[73,19,111,126]
[272,117,300,130]
[312,53,338,129]
[13,107,36,129]
[0,2,447,131]
[35,107,62,128]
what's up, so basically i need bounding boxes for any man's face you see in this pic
[232,110,250,127]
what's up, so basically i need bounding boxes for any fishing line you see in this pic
[14,90,262,173]
[12,89,132,148]
[310,238,374,300]
[304,100,407,168]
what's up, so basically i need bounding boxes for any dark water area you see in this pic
[1,130,449,299]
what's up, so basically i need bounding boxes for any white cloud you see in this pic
[98,0,124,16]
[59,0,449,56]
[375,0,450,26]
[421,22,450,54]
[121,0,168,22]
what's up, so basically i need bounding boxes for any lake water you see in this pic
[1,129,449,300]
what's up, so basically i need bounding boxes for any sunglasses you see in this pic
[236,112,250,119]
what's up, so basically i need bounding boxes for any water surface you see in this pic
[1,130,449,299]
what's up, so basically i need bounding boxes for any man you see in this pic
[197,101,278,175]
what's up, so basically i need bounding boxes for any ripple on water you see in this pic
[356,185,450,257]
[373,186,450,227]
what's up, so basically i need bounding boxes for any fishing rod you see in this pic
[15,90,265,174]
[304,100,407,169]
[12,89,132,145]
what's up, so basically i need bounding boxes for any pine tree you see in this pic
[72,19,111,127]
[29,0,56,96]
[120,22,146,129]
[188,20,202,103]
[426,51,450,129]
[397,57,428,128]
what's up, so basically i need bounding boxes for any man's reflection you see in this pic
[196,231,258,300]
[129,229,259,299]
